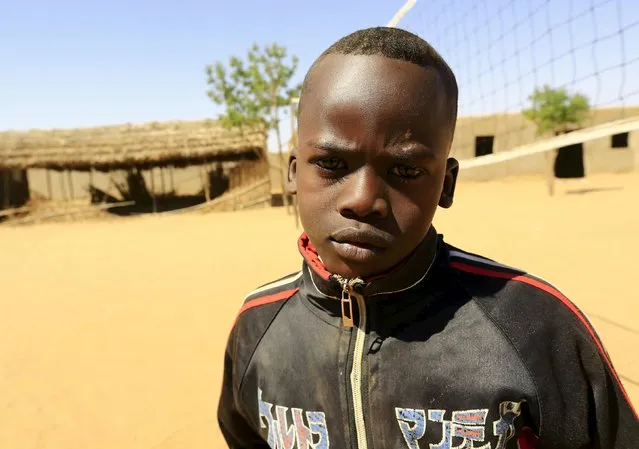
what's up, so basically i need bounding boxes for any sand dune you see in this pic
[1,173,637,448]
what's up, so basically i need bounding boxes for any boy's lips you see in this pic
[330,227,393,248]
[329,227,393,261]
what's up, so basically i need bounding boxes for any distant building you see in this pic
[0,119,269,215]
[453,107,639,181]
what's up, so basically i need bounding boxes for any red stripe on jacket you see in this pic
[233,288,299,329]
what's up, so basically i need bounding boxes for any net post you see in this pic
[545,150,556,196]
[387,0,417,28]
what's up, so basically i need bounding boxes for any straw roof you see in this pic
[0,120,267,171]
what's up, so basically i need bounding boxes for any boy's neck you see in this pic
[299,227,442,297]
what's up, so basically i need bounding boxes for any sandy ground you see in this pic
[1,173,638,449]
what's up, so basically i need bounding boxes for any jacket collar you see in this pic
[298,227,442,299]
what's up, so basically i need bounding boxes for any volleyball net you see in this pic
[396,0,639,184]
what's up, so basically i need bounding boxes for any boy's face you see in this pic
[289,54,458,279]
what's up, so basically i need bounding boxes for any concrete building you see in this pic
[452,107,639,181]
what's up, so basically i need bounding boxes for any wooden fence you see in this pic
[193,177,271,213]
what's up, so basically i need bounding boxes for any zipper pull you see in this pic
[341,282,355,328]
[336,275,364,328]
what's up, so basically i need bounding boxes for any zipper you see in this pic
[337,276,369,449]
[340,279,355,327]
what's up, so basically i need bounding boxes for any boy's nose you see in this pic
[337,168,389,219]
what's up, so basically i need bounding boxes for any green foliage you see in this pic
[205,43,302,136]
[522,85,591,135]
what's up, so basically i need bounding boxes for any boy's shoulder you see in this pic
[227,270,302,361]
[242,270,303,306]
[446,244,583,326]
[224,271,303,393]
[233,271,303,328]
[445,243,604,360]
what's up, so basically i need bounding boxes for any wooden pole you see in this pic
[2,170,10,209]
[46,170,53,199]
[201,166,211,202]
[169,165,175,192]
[67,170,74,198]
[545,150,556,196]
[150,168,157,213]
[290,98,301,226]
[209,163,215,188]
[160,167,166,195]
[59,171,68,200]
[89,168,94,186]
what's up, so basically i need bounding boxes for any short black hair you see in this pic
[300,27,458,124]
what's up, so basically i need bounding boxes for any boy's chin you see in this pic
[324,255,395,281]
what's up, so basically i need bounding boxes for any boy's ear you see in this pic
[287,148,298,194]
[439,157,459,209]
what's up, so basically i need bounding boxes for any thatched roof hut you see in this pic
[0,119,267,172]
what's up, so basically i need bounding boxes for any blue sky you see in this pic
[2,0,638,150]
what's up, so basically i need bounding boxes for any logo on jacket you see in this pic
[258,388,330,449]
[396,401,527,449]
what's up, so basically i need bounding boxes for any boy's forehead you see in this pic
[304,54,443,107]
[300,54,448,132]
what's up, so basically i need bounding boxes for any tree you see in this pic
[522,85,591,136]
[522,85,591,197]
[205,43,301,210]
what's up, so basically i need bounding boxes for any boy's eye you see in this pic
[315,158,346,171]
[390,165,424,179]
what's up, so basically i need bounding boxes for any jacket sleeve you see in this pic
[523,297,639,447]
[523,298,639,447]
[470,276,639,447]
[217,324,269,449]
[572,327,639,448]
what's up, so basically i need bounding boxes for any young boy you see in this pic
[217,27,638,448]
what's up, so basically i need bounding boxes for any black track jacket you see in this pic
[218,231,638,448]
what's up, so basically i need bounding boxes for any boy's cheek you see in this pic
[296,175,336,209]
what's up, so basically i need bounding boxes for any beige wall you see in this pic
[26,163,241,201]
[27,169,112,200]
[453,107,639,181]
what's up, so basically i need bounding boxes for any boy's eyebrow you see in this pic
[307,138,439,160]
[389,144,437,161]
[307,138,358,153]
[308,139,435,159]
